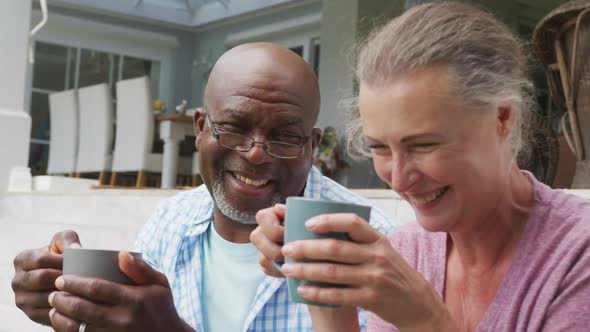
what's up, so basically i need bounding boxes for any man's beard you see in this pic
[211,169,282,225]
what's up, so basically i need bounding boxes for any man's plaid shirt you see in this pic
[134,166,397,331]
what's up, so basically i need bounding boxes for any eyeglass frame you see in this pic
[204,110,313,159]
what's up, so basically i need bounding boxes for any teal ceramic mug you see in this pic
[63,248,142,285]
[274,197,371,306]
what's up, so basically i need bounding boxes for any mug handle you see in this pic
[271,260,284,271]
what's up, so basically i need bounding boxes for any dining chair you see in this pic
[75,83,114,184]
[112,76,190,187]
[47,89,78,176]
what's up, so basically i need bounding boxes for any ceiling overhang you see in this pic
[43,0,303,29]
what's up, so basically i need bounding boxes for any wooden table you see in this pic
[155,113,194,189]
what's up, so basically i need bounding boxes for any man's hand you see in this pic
[48,251,193,332]
[12,230,81,326]
[250,204,287,278]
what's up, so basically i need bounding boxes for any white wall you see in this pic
[0,111,32,193]
[0,0,32,112]
[0,1,33,193]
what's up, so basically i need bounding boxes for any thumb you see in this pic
[118,251,169,287]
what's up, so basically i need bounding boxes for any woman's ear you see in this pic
[194,107,205,152]
[496,103,517,141]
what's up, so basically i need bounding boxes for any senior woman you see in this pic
[250,2,590,331]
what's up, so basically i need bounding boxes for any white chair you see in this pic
[47,89,78,175]
[112,76,190,187]
[0,109,31,192]
[76,83,114,184]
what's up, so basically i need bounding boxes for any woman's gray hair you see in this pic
[346,1,535,160]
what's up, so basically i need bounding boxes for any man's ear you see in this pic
[194,107,205,152]
[310,128,323,153]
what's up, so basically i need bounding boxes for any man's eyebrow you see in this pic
[277,117,303,126]
[218,109,304,126]
[217,109,247,120]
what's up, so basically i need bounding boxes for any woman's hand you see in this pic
[250,204,287,278]
[280,213,452,330]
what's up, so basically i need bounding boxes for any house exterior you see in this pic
[1,0,568,191]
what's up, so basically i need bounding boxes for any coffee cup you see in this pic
[275,197,371,306]
[63,248,142,285]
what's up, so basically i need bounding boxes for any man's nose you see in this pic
[242,141,273,164]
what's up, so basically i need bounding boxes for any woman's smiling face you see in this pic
[359,65,514,233]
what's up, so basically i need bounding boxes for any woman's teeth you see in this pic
[234,173,269,186]
[411,187,447,205]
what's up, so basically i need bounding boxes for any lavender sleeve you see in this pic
[539,236,590,331]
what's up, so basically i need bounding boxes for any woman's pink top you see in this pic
[368,174,590,331]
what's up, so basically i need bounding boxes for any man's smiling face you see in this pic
[195,44,321,224]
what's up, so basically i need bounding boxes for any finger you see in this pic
[50,230,82,254]
[14,248,63,271]
[50,308,98,332]
[305,213,381,244]
[15,290,54,310]
[255,205,285,242]
[49,292,111,328]
[15,268,62,291]
[118,251,169,287]
[282,238,372,264]
[296,285,376,307]
[258,253,284,278]
[25,307,53,326]
[281,262,365,286]
[273,203,286,216]
[55,276,124,305]
[250,227,284,263]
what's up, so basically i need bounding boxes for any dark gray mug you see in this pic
[63,248,142,285]
[275,197,371,306]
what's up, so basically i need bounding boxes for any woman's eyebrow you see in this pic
[400,133,445,143]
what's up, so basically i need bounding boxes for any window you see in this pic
[289,46,304,57]
[287,39,320,76]
[28,41,161,175]
[311,38,320,77]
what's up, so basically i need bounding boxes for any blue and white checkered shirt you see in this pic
[134,166,397,332]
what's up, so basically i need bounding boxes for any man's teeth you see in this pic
[234,174,269,186]
[411,187,447,205]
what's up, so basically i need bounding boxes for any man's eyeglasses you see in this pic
[205,112,311,159]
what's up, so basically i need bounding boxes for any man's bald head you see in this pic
[195,43,324,227]
[204,42,320,123]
